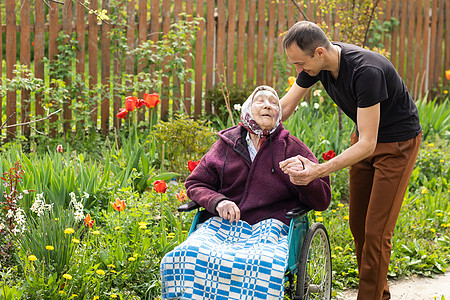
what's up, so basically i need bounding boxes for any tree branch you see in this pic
[289,0,309,21]
[0,109,62,130]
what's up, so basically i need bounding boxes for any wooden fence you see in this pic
[1,0,449,141]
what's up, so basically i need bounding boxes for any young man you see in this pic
[279,21,422,300]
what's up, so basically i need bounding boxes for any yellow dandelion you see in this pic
[314,211,322,216]
[139,225,147,229]
[421,187,428,194]
[72,238,80,244]
[331,254,336,259]
[344,215,349,220]
[92,230,100,235]
[316,217,324,222]
[430,228,436,233]
[63,273,73,280]
[94,297,100,300]
[338,203,344,207]
[55,218,59,221]
[110,269,117,273]
[342,272,346,276]
[114,226,121,230]
[138,222,148,226]
[96,269,105,275]
[71,294,78,298]
[332,209,336,213]
[436,212,443,217]
[110,294,118,298]
[107,264,116,268]
[64,228,75,234]
[128,257,136,262]
[28,255,37,261]
[133,253,138,258]
[59,291,65,295]
[440,159,444,163]
[334,246,343,251]
[428,143,435,147]
[45,245,54,251]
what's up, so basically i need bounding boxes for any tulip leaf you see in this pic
[148,172,181,185]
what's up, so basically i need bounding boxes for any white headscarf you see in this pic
[240,85,282,138]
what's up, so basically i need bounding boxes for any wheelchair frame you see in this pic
[178,201,332,300]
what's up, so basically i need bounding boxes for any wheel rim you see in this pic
[303,228,332,299]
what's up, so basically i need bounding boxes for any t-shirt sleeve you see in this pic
[296,71,319,88]
[354,66,389,108]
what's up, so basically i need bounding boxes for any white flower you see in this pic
[0,223,5,231]
[82,192,89,199]
[314,103,320,109]
[313,89,322,97]
[74,211,85,222]
[234,104,242,111]
[300,101,308,107]
[6,209,14,219]
[23,190,30,194]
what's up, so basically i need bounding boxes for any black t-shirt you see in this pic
[296,42,422,143]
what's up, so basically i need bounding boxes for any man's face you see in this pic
[285,44,324,77]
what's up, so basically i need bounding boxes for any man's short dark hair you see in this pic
[283,21,331,57]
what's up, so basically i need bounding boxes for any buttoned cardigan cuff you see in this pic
[207,195,230,214]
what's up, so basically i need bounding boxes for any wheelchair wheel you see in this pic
[296,222,332,300]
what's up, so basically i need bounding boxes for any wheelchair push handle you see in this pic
[177,201,311,218]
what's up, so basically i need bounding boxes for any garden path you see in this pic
[339,271,450,299]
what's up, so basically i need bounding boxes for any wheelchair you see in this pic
[178,201,332,300]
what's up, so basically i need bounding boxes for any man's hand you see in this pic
[216,200,241,223]
[280,155,319,186]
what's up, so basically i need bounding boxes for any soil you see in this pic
[337,271,450,300]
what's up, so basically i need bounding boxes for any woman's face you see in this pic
[251,91,280,130]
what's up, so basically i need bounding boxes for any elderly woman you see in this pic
[160,85,331,299]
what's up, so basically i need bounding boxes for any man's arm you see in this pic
[280,103,380,185]
[280,82,311,121]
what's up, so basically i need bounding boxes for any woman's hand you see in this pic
[280,155,319,186]
[216,200,241,223]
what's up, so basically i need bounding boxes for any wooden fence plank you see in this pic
[391,0,400,67]
[34,0,45,131]
[5,0,16,140]
[256,0,266,85]
[184,0,194,114]
[194,0,205,118]
[384,0,392,51]
[266,0,276,87]
[48,1,59,137]
[113,1,125,129]
[247,0,257,85]
[89,0,99,124]
[398,0,407,79]
[0,1,2,136]
[434,0,444,89]
[75,0,85,87]
[421,0,430,96]
[276,1,286,86]
[413,0,423,99]
[216,0,226,88]
[445,0,450,83]
[406,0,416,89]
[20,0,31,139]
[204,0,214,113]
[226,0,236,86]
[101,0,111,134]
[429,0,438,88]
[125,0,135,100]
[137,0,147,123]
[236,0,246,85]
[62,0,73,134]
[173,0,182,112]
[161,0,171,119]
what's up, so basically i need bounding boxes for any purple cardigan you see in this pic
[185,125,331,226]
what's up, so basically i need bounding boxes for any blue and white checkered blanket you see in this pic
[160,216,289,299]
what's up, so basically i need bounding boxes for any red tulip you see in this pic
[322,150,336,161]
[84,213,95,228]
[153,180,168,193]
[57,145,63,153]
[187,160,200,173]
[125,96,138,112]
[117,108,128,119]
[111,198,126,211]
[143,93,161,108]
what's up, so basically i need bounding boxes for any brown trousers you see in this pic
[349,131,422,300]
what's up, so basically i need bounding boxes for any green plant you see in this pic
[204,82,256,128]
[153,114,217,178]
[416,96,450,141]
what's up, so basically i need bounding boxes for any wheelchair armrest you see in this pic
[285,207,311,219]
[178,201,201,212]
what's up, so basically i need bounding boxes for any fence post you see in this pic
[21,0,31,142]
